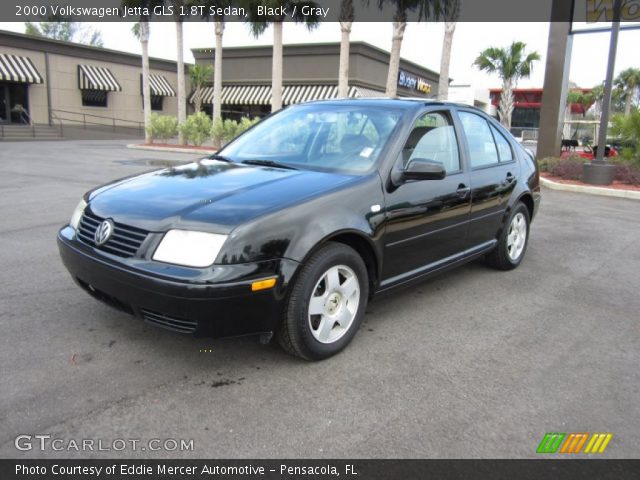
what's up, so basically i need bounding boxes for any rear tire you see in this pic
[277,242,369,360]
[486,202,530,271]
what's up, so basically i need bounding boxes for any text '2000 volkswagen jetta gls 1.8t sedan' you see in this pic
[58,99,540,360]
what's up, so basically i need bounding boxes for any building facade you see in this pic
[191,42,441,119]
[0,30,188,130]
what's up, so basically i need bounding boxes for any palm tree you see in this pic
[199,0,233,126]
[614,67,640,117]
[243,0,321,112]
[189,64,214,113]
[131,21,152,143]
[338,0,355,98]
[437,0,460,100]
[173,1,187,144]
[473,41,540,129]
[374,0,447,97]
[590,83,605,119]
[123,0,162,144]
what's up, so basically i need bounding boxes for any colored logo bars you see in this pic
[537,433,613,454]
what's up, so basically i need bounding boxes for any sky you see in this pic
[2,21,639,91]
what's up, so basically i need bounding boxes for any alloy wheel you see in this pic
[307,265,360,344]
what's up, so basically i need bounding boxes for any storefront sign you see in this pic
[397,70,432,95]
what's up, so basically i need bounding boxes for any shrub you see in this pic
[550,156,584,181]
[538,156,560,173]
[611,111,640,162]
[609,157,640,185]
[211,117,260,145]
[179,112,212,146]
[147,113,178,143]
[237,116,260,136]
[212,116,260,146]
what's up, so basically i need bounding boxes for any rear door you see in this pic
[381,109,471,285]
[455,109,519,250]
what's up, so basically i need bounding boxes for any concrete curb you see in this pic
[127,144,216,155]
[540,176,640,200]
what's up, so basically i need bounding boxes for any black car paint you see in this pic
[58,99,540,338]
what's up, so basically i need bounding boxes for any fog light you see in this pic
[251,277,277,292]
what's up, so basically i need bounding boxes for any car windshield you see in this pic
[219,104,403,174]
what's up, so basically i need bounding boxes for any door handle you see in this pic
[504,172,516,184]
[456,184,470,197]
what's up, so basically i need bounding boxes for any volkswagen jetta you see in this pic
[58,99,540,360]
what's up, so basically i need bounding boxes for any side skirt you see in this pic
[375,240,497,294]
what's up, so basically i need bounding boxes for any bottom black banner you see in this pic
[2,460,640,480]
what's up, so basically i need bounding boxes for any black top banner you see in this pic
[3,0,640,23]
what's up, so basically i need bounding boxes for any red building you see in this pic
[489,88,592,130]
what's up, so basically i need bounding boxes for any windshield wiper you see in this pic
[209,154,233,162]
[241,159,298,170]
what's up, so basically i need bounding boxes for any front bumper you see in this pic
[57,226,299,338]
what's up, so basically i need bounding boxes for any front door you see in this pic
[381,110,471,286]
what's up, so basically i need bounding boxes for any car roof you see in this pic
[299,97,486,114]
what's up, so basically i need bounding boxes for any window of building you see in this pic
[150,96,163,111]
[490,125,514,162]
[402,112,460,173]
[81,90,108,108]
[458,111,499,168]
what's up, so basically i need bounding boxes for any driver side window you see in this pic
[402,112,460,174]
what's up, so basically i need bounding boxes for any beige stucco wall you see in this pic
[48,54,185,127]
[0,45,48,124]
[1,44,188,126]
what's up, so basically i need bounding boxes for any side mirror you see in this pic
[403,158,446,181]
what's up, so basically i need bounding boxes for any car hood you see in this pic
[88,160,358,232]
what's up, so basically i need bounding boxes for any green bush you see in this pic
[179,112,212,146]
[611,111,640,165]
[238,116,260,135]
[212,116,260,146]
[538,156,560,173]
[146,113,178,143]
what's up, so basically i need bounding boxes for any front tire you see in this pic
[277,242,369,360]
[486,202,530,270]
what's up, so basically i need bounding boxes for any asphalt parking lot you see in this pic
[0,140,638,459]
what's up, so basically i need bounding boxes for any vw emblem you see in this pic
[94,219,114,246]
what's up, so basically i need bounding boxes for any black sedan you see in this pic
[58,99,540,360]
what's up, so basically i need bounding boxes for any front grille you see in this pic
[141,309,198,334]
[77,210,148,258]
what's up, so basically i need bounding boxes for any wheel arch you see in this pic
[298,230,381,297]
[517,192,535,221]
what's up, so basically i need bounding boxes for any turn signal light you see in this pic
[251,277,277,292]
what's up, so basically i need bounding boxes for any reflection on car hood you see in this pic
[88,160,357,232]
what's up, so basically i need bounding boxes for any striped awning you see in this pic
[78,64,121,92]
[142,73,176,97]
[0,53,43,84]
[191,84,386,106]
[350,86,386,98]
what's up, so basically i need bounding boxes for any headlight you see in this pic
[152,230,227,268]
[69,199,87,230]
